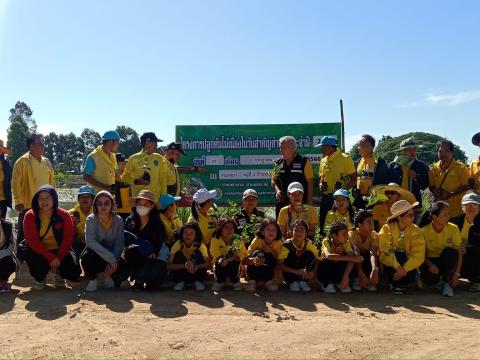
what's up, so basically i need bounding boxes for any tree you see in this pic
[45,132,85,173]
[80,128,101,157]
[6,101,38,164]
[116,125,140,158]
[44,132,60,165]
[9,101,37,134]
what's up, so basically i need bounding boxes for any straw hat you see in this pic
[132,190,156,203]
[372,183,416,204]
[386,200,419,223]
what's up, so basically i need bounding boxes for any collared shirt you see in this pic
[421,222,461,258]
[277,204,318,232]
[318,149,355,194]
[349,229,379,254]
[356,154,376,195]
[210,236,246,263]
[68,204,93,243]
[170,240,208,261]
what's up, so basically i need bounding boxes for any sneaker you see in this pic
[390,285,404,295]
[289,281,301,292]
[299,281,311,292]
[265,280,279,292]
[232,282,243,291]
[442,283,454,297]
[86,280,98,292]
[469,282,480,293]
[335,284,352,293]
[54,275,66,288]
[173,281,185,291]
[367,285,377,292]
[351,278,362,291]
[211,282,224,291]
[194,281,205,291]
[245,280,256,292]
[0,282,11,293]
[322,283,336,294]
[131,280,144,291]
[33,280,46,291]
[102,276,115,289]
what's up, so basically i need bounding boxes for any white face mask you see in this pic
[136,205,151,216]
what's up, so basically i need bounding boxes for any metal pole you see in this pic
[340,99,345,152]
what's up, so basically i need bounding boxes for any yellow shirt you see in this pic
[188,211,218,246]
[349,229,379,254]
[321,238,353,257]
[278,238,319,261]
[85,146,118,193]
[356,154,376,195]
[421,222,461,258]
[461,218,473,245]
[378,222,425,272]
[68,204,92,243]
[170,240,209,260]
[122,151,168,200]
[116,186,132,214]
[429,160,470,217]
[324,210,353,232]
[470,158,480,192]
[318,149,355,195]
[372,203,391,229]
[277,204,318,231]
[12,152,55,209]
[39,212,58,251]
[0,161,5,201]
[246,237,284,258]
[210,236,247,263]
[164,158,181,196]
[160,212,183,245]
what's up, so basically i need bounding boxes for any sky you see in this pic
[0,0,479,161]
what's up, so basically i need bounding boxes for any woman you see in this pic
[0,218,17,292]
[324,189,355,234]
[451,192,480,292]
[21,185,81,290]
[278,219,319,292]
[168,221,210,291]
[378,199,425,295]
[188,188,218,247]
[158,194,183,246]
[372,183,416,231]
[124,190,169,291]
[420,201,462,297]
[81,191,128,292]
[210,219,246,291]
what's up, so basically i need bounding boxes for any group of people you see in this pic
[0,130,479,298]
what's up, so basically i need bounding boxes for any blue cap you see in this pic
[102,130,120,141]
[315,136,338,147]
[159,194,182,210]
[78,185,95,197]
[333,189,349,198]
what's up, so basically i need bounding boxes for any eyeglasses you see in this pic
[96,200,111,207]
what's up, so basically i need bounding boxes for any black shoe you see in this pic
[131,281,144,292]
[391,286,405,295]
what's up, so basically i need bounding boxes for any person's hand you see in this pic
[303,271,315,280]
[459,244,467,255]
[105,262,118,275]
[340,275,350,289]
[428,264,439,275]
[134,178,150,186]
[71,216,79,225]
[393,266,407,281]
[359,272,369,288]
[185,261,195,273]
[275,191,283,202]
[148,253,156,260]
[50,257,60,271]
[253,257,264,266]
[220,258,230,267]
[408,169,417,179]
[353,255,364,264]
[370,269,379,286]
[15,204,24,213]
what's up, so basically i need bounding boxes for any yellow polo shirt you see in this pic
[170,240,208,261]
[421,222,461,258]
[277,204,318,231]
[461,218,473,245]
[470,158,480,192]
[246,237,284,258]
[318,149,355,195]
[356,154,376,195]
[324,210,354,232]
[188,211,217,246]
[210,236,246,263]
[349,229,379,254]
[68,204,92,243]
[278,238,319,261]
[321,238,353,257]
[160,212,183,245]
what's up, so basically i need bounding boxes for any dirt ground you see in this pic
[1,270,480,360]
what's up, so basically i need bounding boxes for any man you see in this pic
[316,135,356,234]
[234,189,265,239]
[470,132,480,194]
[388,136,429,204]
[68,185,95,256]
[122,132,168,200]
[83,130,121,193]
[272,136,314,218]
[429,139,470,218]
[12,133,55,244]
[0,140,12,219]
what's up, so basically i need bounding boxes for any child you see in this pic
[278,219,318,292]
[210,219,246,291]
[244,218,283,292]
[188,188,219,247]
[168,221,210,291]
[318,221,363,293]
[324,189,355,234]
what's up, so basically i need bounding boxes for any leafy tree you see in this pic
[116,125,140,158]
[6,101,38,164]
[80,128,101,157]
[44,132,60,164]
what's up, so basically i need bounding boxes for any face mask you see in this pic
[136,205,151,216]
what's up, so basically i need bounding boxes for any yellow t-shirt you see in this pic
[356,155,376,195]
[372,203,391,230]
[318,149,355,195]
[160,212,183,245]
[39,212,58,251]
[210,236,246,263]
[349,229,379,254]
[461,218,473,245]
[68,204,92,243]
[188,211,217,246]
[324,210,353,232]
[246,237,284,258]
[321,238,353,256]
[116,186,132,214]
[278,238,319,261]
[421,222,461,258]
[471,158,480,192]
[429,160,470,217]
[0,161,5,201]
[277,204,318,231]
[170,240,209,260]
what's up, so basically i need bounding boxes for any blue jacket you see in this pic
[388,158,429,203]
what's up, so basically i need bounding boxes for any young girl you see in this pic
[278,219,318,292]
[159,194,183,246]
[210,219,246,291]
[0,219,16,293]
[324,189,355,234]
[318,221,363,294]
[349,210,380,292]
[188,188,218,247]
[420,201,462,297]
[168,221,210,291]
[244,218,283,292]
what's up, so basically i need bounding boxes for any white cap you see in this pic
[193,188,218,204]
[287,182,304,193]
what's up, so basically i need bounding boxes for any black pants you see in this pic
[81,248,129,286]
[282,250,316,284]
[420,247,457,285]
[215,259,241,283]
[0,256,16,281]
[124,247,167,286]
[319,193,334,235]
[383,251,417,288]
[317,259,348,286]
[0,200,7,219]
[352,251,373,278]
[23,247,81,282]
[72,237,85,259]
[171,251,207,284]
[16,209,29,249]
[461,245,480,283]
[275,199,289,219]
[246,252,277,282]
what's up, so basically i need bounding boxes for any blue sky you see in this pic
[0,0,479,161]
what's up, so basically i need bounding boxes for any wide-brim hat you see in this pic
[386,199,419,223]
[472,132,480,146]
[397,136,423,151]
[132,190,156,203]
[372,183,416,204]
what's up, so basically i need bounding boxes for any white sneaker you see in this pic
[102,276,115,289]
[232,282,243,291]
[322,283,336,294]
[212,282,224,291]
[245,280,256,292]
[442,283,454,297]
[367,285,377,292]
[173,282,185,291]
[289,281,301,292]
[299,281,311,292]
[469,282,480,293]
[265,280,279,292]
[194,281,205,291]
[351,278,362,291]
[54,275,66,288]
[33,280,46,291]
[335,284,352,293]
[86,280,98,292]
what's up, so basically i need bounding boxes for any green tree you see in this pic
[116,125,140,158]
[44,132,60,164]
[6,101,38,164]
[81,128,101,157]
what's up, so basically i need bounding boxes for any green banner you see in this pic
[176,123,342,206]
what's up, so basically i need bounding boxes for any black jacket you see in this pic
[451,213,480,247]
[1,154,12,209]
[388,158,429,204]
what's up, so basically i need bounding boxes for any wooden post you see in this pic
[340,99,345,151]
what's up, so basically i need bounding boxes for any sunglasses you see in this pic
[96,200,111,207]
